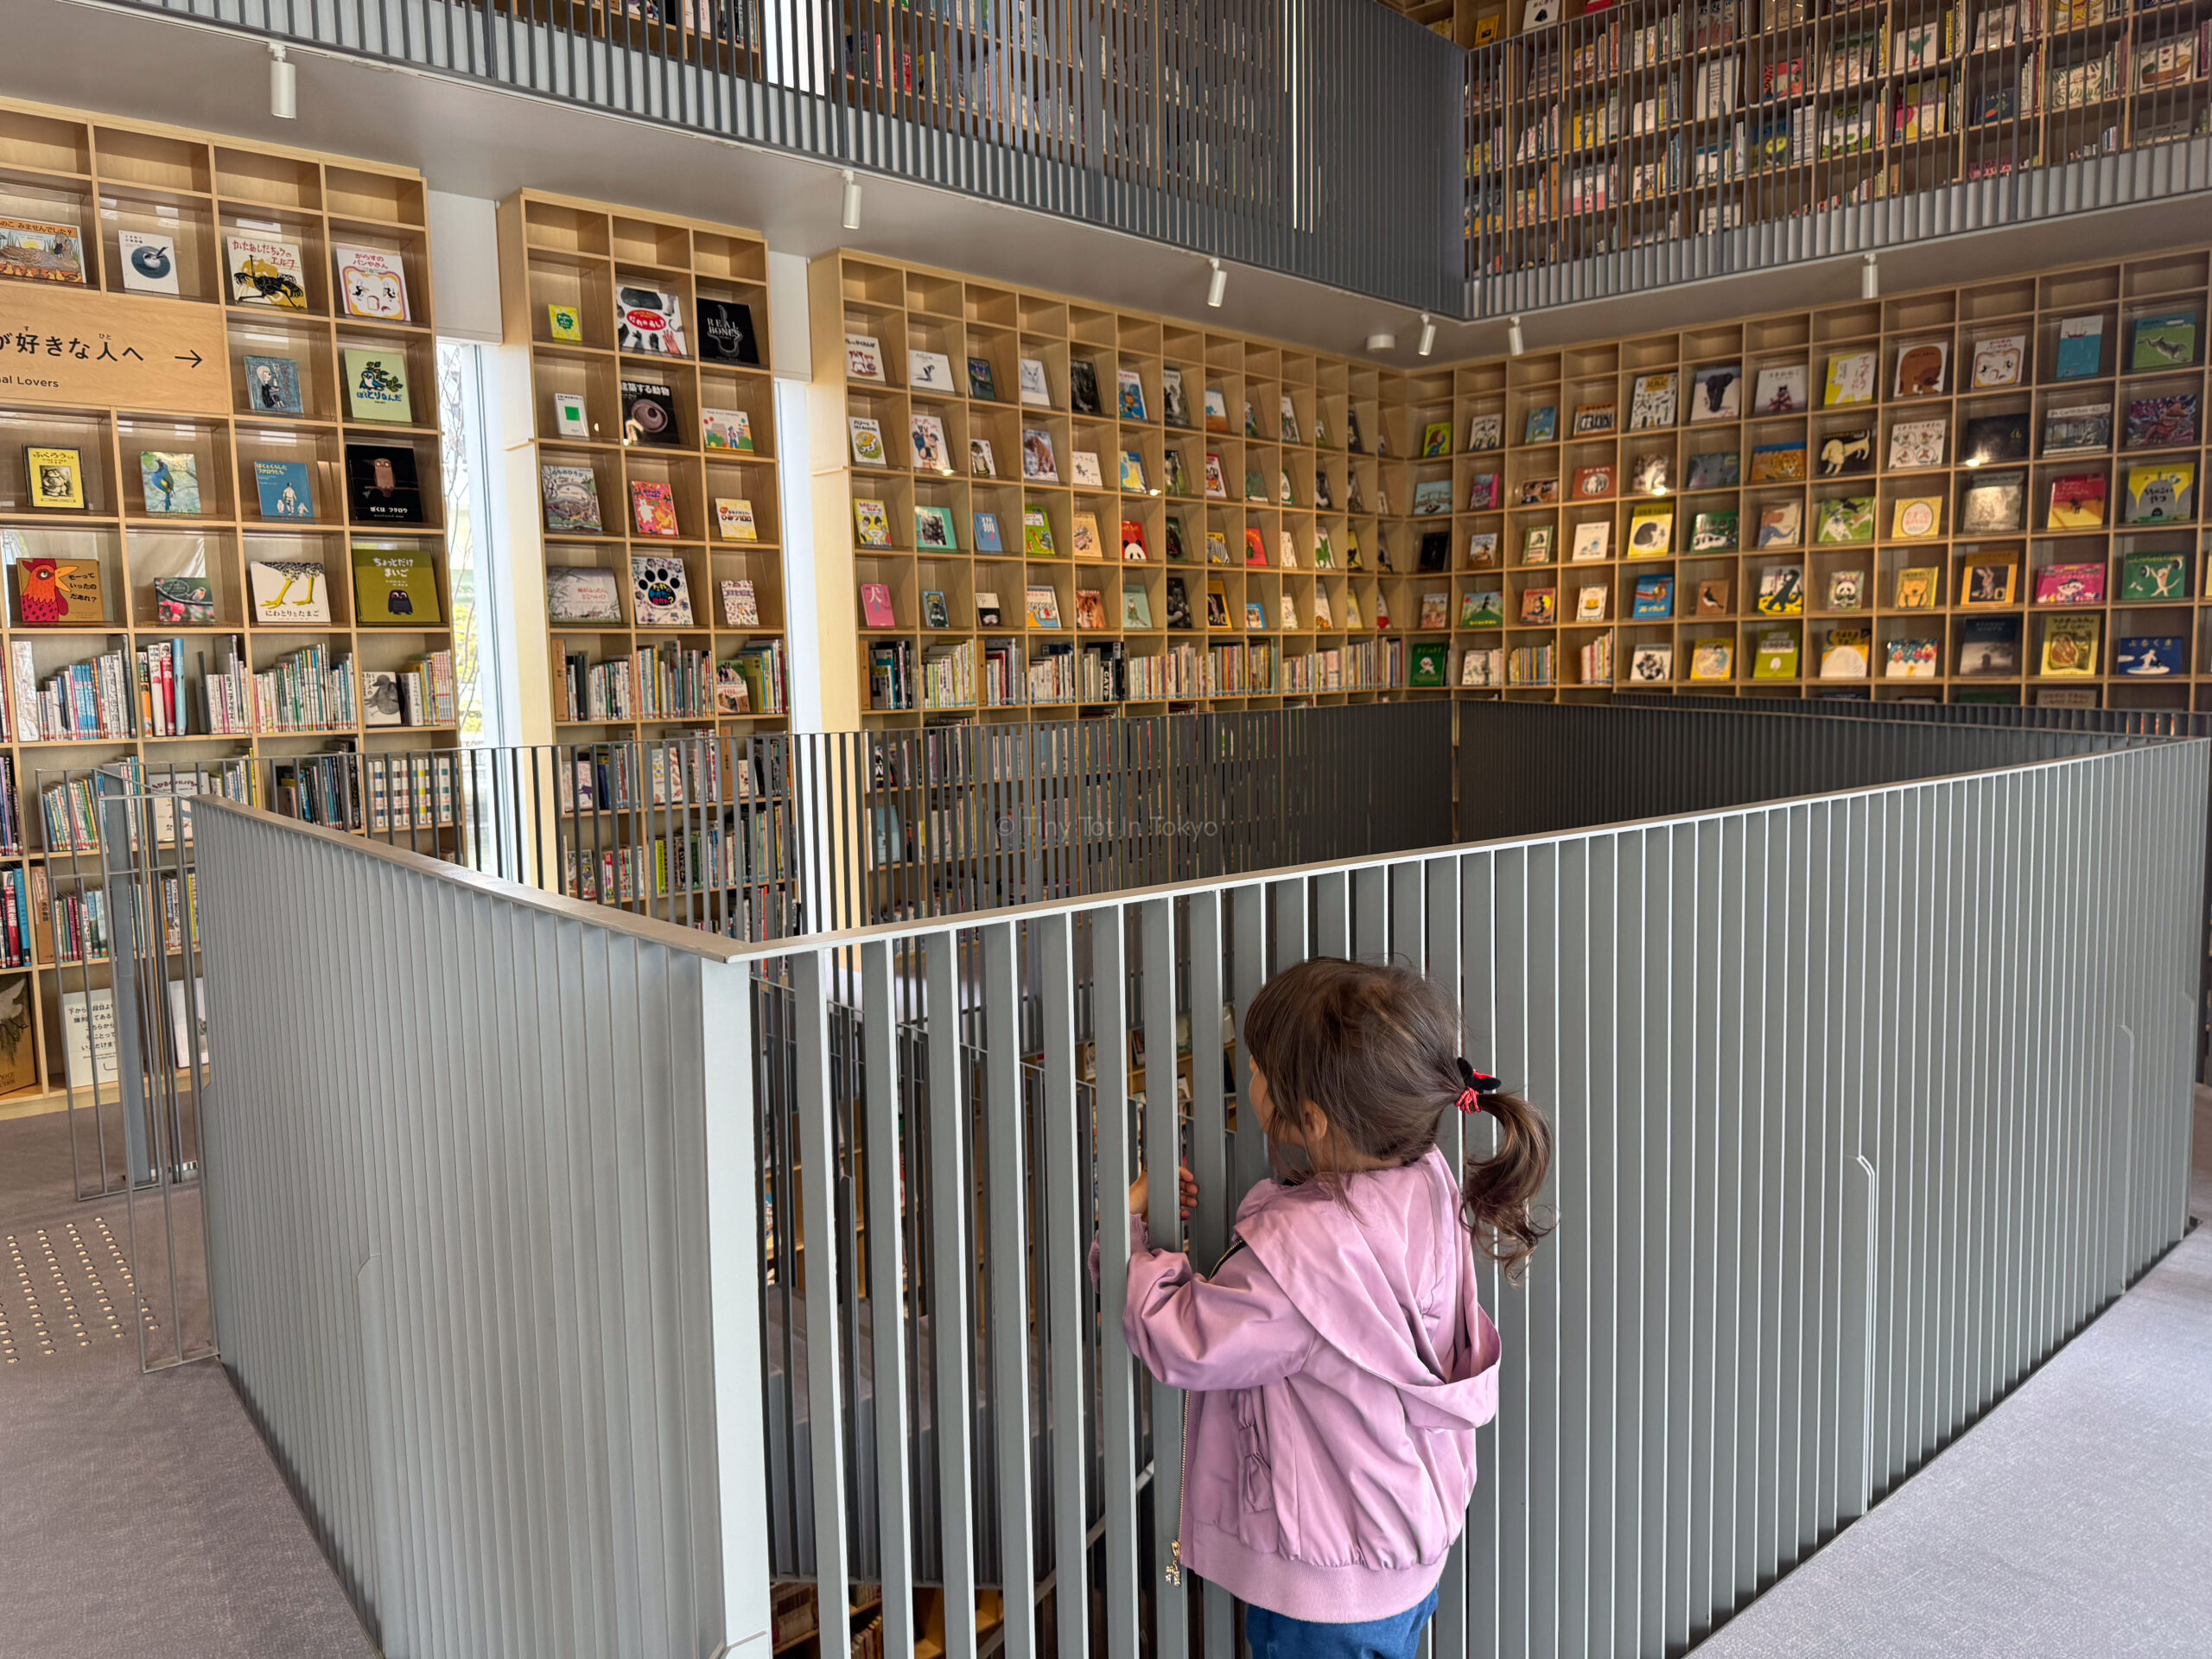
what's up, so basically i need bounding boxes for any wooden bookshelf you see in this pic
[0,98,455,1118]
[1428,245,2209,702]
[495,190,785,741]
[804,251,1434,728]
[1467,0,2212,274]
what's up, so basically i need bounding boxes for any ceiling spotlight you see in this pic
[1861,252,1879,301]
[1417,314,1436,357]
[269,44,297,120]
[1507,315,1525,357]
[1206,258,1227,309]
[1364,332,1398,353]
[841,169,861,232]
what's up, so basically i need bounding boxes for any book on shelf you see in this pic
[2046,474,2107,530]
[2042,404,2111,455]
[1958,618,2021,677]
[859,582,896,629]
[1823,350,1876,406]
[1962,563,2018,607]
[1757,503,1802,549]
[629,480,678,538]
[1628,645,1672,684]
[1752,628,1800,681]
[1970,334,2026,390]
[1686,451,1739,490]
[1751,365,1808,416]
[1884,638,1938,680]
[849,416,887,467]
[2034,562,2106,606]
[2125,395,2198,451]
[1817,429,1873,478]
[2120,553,2187,602]
[1755,565,1803,615]
[1893,567,1940,609]
[1690,510,1738,553]
[1960,475,2025,533]
[1697,579,1732,615]
[844,334,884,381]
[1520,588,1558,625]
[721,579,760,627]
[1892,497,1942,539]
[2055,315,2104,380]
[615,283,685,355]
[1631,573,1674,618]
[1022,509,1056,556]
[2040,614,2101,677]
[1962,412,2029,466]
[911,414,953,474]
[1689,639,1733,682]
[2115,636,2185,677]
[908,349,955,393]
[2130,311,2197,373]
[969,358,997,400]
[1749,443,1806,484]
[1814,496,1874,543]
[914,505,957,551]
[1626,505,1673,556]
[1571,522,1611,562]
[353,547,442,625]
[973,512,1003,554]
[715,499,759,542]
[1824,569,1865,611]
[1689,365,1741,422]
[632,555,694,626]
[2124,462,2195,524]
[1628,373,1677,429]
[1820,628,1870,680]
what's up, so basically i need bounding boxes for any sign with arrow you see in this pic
[0,286,232,416]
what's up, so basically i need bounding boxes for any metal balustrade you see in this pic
[184,705,2207,1658]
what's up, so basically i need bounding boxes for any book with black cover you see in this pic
[620,379,680,447]
[1961,412,2029,466]
[346,443,424,524]
[695,299,760,365]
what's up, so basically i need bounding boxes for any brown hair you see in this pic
[1243,957,1554,1282]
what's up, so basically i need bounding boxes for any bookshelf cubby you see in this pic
[495,191,786,741]
[805,251,1430,728]
[0,98,456,1118]
[1427,245,2209,704]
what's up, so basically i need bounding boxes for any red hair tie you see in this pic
[1454,1058,1502,1114]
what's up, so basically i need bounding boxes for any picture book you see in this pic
[615,284,686,356]
[1891,496,1942,539]
[1245,528,1268,567]
[1685,451,1740,490]
[849,416,887,467]
[334,245,410,321]
[117,229,178,295]
[1757,502,1802,548]
[2046,474,2107,530]
[969,358,998,400]
[1629,645,1674,684]
[1018,358,1052,406]
[1571,521,1612,562]
[909,349,957,392]
[631,555,694,626]
[539,464,599,532]
[243,355,304,416]
[1023,508,1056,556]
[1691,509,1739,552]
[1751,364,1808,415]
[1206,530,1233,566]
[1628,372,1678,429]
[247,560,328,625]
[1631,453,1671,494]
[1517,477,1560,507]
[1070,511,1103,558]
[977,592,1005,627]
[1419,591,1452,629]
[1463,589,1506,627]
[1280,592,1300,629]
[1069,449,1103,488]
[970,438,998,478]
[2115,636,2185,677]
[859,582,896,629]
[2055,315,2104,379]
[1410,644,1450,688]
[546,567,623,625]
[1892,566,1939,609]
[1575,585,1608,621]
[1626,504,1674,556]
[1203,453,1229,499]
[1689,365,1741,422]
[2042,404,2111,455]
[153,575,216,625]
[974,512,1003,554]
[1519,588,1558,625]
[1823,350,1876,405]
[696,300,759,365]
[1824,569,1865,611]
[1119,450,1148,493]
[1522,525,1554,563]
[546,303,582,342]
[844,334,885,381]
[2039,613,2100,677]
[1631,573,1675,618]
[1817,428,1874,477]
[1467,412,1505,450]
[1020,428,1058,481]
[911,413,954,474]
[2125,394,2198,451]
[226,234,307,309]
[618,378,676,446]
[2032,562,2105,606]
[1963,563,2017,606]
[914,505,958,551]
[1886,418,1947,470]
[630,480,679,538]
[1969,333,2026,388]
[353,548,442,625]
[853,499,893,547]
[1422,420,1452,458]
[1893,340,1948,397]
[2129,310,2197,372]
[1466,474,1501,510]
[2123,462,2193,524]
[1076,588,1109,630]
[1571,464,1614,499]
[1166,576,1193,629]
[1068,359,1103,416]
[1573,401,1617,435]
[137,451,201,516]
[1813,495,1874,543]
[1203,386,1230,430]
[1243,599,1266,632]
[1959,474,2025,532]
[255,459,316,520]
[1961,413,2029,466]
[1689,639,1734,681]
[1748,442,1806,484]
[1884,638,1938,679]
[1414,479,1454,515]
[1951,617,2018,677]
[1753,628,1801,680]
[1524,405,1559,443]
[1755,564,1804,615]
[1820,628,1871,680]
[1160,367,1188,425]
[553,394,588,438]
[1696,579,1732,615]
[1122,588,1154,628]
[2120,552,2187,601]
[1120,519,1147,562]
[920,590,950,630]
[1467,531,1500,566]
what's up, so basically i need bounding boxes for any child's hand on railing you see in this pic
[1128,1166,1198,1220]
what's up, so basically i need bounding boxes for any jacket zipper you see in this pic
[1167,1389,1188,1586]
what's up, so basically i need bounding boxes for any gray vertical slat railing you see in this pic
[191,721,2206,1659]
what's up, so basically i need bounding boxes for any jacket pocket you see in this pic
[1235,1391,1274,1514]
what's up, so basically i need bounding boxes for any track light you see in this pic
[1507,315,1525,357]
[1861,252,1878,301]
[1206,258,1227,309]
[269,44,296,120]
[1417,314,1436,357]
[841,169,861,232]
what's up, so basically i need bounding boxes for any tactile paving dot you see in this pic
[0,1219,157,1361]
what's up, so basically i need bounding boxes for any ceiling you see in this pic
[15,0,2210,367]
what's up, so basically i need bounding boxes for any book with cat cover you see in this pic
[1068,359,1103,415]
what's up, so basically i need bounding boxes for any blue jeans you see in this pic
[1245,1588,1440,1659]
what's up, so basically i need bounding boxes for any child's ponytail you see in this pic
[1459,1086,1554,1285]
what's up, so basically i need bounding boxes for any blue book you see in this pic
[973,512,1002,554]
[253,459,315,519]
[1631,574,1675,618]
[1524,405,1558,443]
[2054,315,2103,380]
[2115,635,2184,677]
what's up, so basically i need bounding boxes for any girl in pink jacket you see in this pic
[1117,957,1553,1658]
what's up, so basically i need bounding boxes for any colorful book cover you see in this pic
[334,245,410,321]
[226,234,307,309]
[1816,428,1874,476]
[2039,613,2100,677]
[1748,442,1805,483]
[344,348,413,424]
[2124,462,2195,524]
[2054,315,2103,378]
[1631,573,1675,618]
[1813,496,1874,543]
[1892,567,1939,609]
[1886,418,1946,469]
[913,505,957,551]
[974,512,1003,553]
[243,355,305,416]
[1891,497,1942,538]
[2120,552,2187,601]
[859,582,896,628]
[702,408,754,451]
[138,451,201,516]
[1626,504,1674,556]
[1022,508,1056,556]
[631,555,694,626]
[2032,562,2106,606]
[1962,563,2017,606]
[1757,502,1802,548]
[2114,636,2185,677]
[1822,350,1876,405]
[353,547,444,625]
[1755,565,1804,614]
[2046,474,2107,530]
[1883,638,1939,679]
[1752,628,1800,679]
[2129,310,2197,372]
[539,464,598,532]
[1691,510,1739,552]
[630,480,678,537]
[1524,404,1559,442]
[2125,394,2198,450]
[853,499,893,547]
[1689,639,1734,681]
[255,459,315,520]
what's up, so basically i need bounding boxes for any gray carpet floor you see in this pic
[1693,1086,2212,1657]
[0,1109,373,1659]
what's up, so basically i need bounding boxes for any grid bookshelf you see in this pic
[805,251,1433,728]
[1424,245,2209,703]
[1467,0,2212,276]
[0,99,455,1117]
[495,190,785,742]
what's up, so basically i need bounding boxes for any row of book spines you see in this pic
[868,637,1412,709]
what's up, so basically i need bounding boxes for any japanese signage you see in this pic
[0,285,232,417]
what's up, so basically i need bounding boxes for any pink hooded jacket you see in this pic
[1113,1146,1502,1623]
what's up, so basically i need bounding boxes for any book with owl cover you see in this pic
[255,460,316,520]
[138,452,201,516]
[540,465,601,533]
[245,560,327,626]
[344,349,414,424]
[346,444,423,524]
[629,480,679,538]
[352,547,443,626]
[632,556,696,626]
[334,245,410,321]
